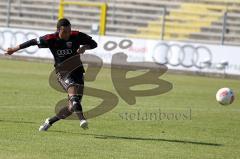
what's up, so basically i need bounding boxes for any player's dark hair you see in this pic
[57,18,71,31]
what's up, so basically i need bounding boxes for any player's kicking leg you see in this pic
[39,74,87,131]
[39,106,72,131]
[39,92,88,131]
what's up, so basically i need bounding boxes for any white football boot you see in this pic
[39,118,52,131]
[80,119,88,130]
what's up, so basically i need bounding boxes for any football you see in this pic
[216,88,235,105]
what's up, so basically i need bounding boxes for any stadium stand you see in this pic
[0,0,240,45]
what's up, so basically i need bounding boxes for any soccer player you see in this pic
[4,18,97,131]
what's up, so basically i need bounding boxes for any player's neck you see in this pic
[58,33,70,41]
[59,36,70,41]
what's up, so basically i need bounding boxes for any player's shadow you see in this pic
[93,134,222,147]
[0,119,38,124]
[49,130,222,147]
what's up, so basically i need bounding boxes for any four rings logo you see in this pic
[57,49,73,57]
[0,30,39,54]
[152,43,212,69]
[0,30,213,70]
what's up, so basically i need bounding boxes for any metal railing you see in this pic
[221,11,228,45]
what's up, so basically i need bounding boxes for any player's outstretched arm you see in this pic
[4,39,38,55]
[4,46,21,55]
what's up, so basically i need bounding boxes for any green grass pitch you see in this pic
[0,58,239,159]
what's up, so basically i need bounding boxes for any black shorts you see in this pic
[57,67,84,92]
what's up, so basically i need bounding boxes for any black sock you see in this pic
[49,116,60,125]
[56,106,73,119]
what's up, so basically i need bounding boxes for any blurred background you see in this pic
[0,0,240,77]
[1,0,240,45]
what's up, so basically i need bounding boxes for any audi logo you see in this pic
[152,43,212,69]
[0,30,39,54]
[57,49,73,57]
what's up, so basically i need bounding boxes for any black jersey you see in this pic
[37,31,97,72]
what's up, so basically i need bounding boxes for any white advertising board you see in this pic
[0,27,240,75]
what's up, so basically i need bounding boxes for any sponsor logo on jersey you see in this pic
[57,49,73,57]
